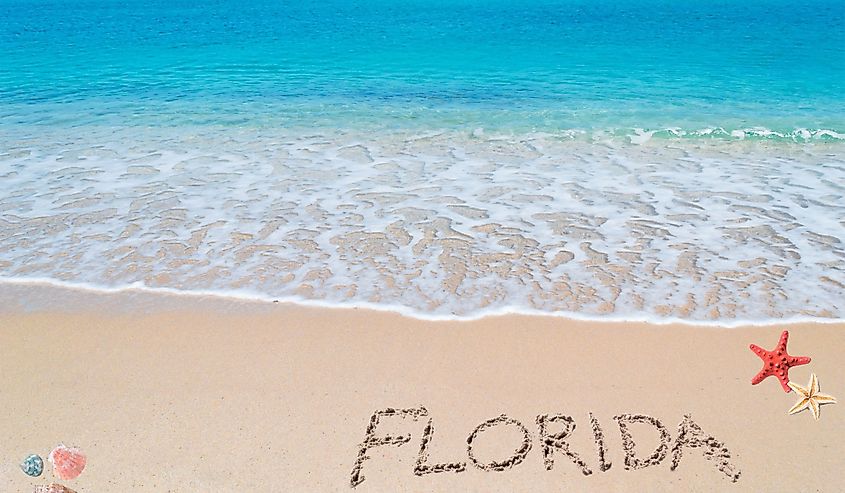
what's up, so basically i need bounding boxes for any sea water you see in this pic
[1,0,844,322]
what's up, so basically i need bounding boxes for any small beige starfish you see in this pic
[788,373,836,420]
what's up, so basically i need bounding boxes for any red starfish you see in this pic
[749,330,811,392]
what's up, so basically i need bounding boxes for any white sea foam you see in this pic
[1,126,844,322]
[2,276,842,327]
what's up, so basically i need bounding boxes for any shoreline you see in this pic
[4,130,844,323]
[2,278,843,328]
[1,284,843,491]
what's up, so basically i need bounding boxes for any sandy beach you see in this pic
[0,283,842,492]
[3,0,844,491]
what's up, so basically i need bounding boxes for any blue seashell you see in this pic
[20,453,44,477]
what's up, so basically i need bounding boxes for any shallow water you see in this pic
[2,127,843,321]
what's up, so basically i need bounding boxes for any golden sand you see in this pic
[0,286,843,491]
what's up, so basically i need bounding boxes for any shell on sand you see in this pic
[47,445,87,481]
[34,484,77,493]
[20,454,44,477]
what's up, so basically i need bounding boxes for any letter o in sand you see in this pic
[467,415,533,471]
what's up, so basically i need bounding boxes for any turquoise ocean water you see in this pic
[3,0,844,133]
[1,0,844,322]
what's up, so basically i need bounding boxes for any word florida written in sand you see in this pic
[350,407,740,487]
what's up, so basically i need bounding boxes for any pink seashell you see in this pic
[34,484,77,493]
[47,445,86,481]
